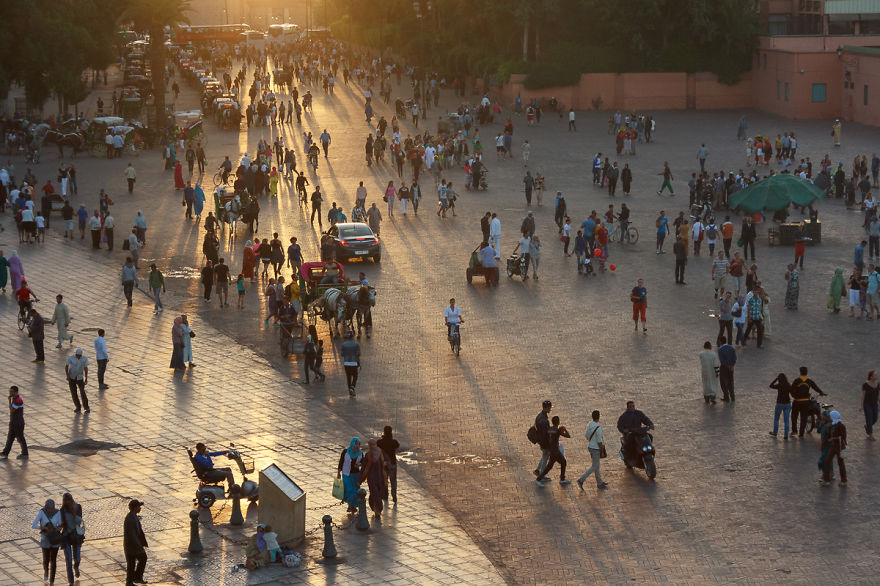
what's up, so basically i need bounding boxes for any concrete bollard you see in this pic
[321,515,337,558]
[229,484,244,526]
[188,509,203,553]
[356,488,370,531]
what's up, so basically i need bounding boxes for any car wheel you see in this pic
[373,254,381,263]
[466,268,473,283]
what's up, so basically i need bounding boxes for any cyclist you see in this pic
[308,142,320,170]
[617,203,631,243]
[15,279,39,319]
[295,172,309,202]
[218,156,233,184]
[444,298,463,339]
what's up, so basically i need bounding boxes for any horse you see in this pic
[44,130,85,158]
[308,287,346,338]
[341,286,376,338]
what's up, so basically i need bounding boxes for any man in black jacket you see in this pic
[533,400,552,477]
[673,235,687,284]
[124,499,148,585]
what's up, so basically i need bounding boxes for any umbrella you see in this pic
[728,174,825,213]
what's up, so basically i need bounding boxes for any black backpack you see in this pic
[526,425,539,445]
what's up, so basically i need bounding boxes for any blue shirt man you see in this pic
[718,342,737,366]
[479,244,496,268]
[193,443,235,489]
[855,241,866,272]
[581,217,596,238]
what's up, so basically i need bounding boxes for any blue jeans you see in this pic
[864,402,879,435]
[734,322,745,345]
[773,403,792,436]
[63,540,81,584]
[153,287,163,310]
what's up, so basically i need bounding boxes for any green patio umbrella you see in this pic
[728,174,825,213]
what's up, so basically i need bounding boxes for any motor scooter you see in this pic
[506,251,529,280]
[187,444,259,508]
[619,427,657,479]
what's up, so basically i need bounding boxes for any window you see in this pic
[811,83,827,102]
[865,85,869,106]
[785,82,790,101]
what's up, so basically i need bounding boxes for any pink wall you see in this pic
[843,51,880,127]
[695,72,754,109]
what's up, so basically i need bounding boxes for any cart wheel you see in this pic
[198,492,216,508]
[507,266,514,279]
[466,268,473,283]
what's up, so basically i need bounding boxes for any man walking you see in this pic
[742,292,765,348]
[214,258,230,308]
[88,210,102,249]
[700,341,720,404]
[568,108,576,131]
[655,211,669,254]
[697,144,709,173]
[103,213,115,250]
[822,411,847,486]
[65,348,90,413]
[319,129,331,157]
[577,410,608,490]
[0,386,27,460]
[310,186,324,227]
[657,162,674,196]
[489,213,501,258]
[121,257,138,307]
[148,264,165,314]
[523,171,535,206]
[533,400,552,478]
[50,294,74,348]
[124,499,148,586]
[27,308,45,364]
[94,329,109,390]
[791,367,826,437]
[124,163,136,194]
[183,182,195,220]
[673,235,687,284]
[341,331,361,397]
[631,278,648,332]
[535,415,571,486]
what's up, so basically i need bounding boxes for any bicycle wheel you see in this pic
[213,172,224,186]
[17,314,26,331]
[627,227,639,244]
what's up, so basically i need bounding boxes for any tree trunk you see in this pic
[150,25,166,128]
[522,17,529,61]
[535,25,540,60]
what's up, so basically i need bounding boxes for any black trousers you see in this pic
[719,366,735,400]
[125,548,147,585]
[97,359,108,386]
[743,318,764,347]
[791,401,809,436]
[204,467,235,488]
[345,365,359,388]
[723,238,732,258]
[717,320,733,346]
[203,283,212,300]
[68,379,89,410]
[105,228,114,251]
[537,447,566,480]
[127,178,135,193]
[742,238,755,261]
[3,421,26,455]
[675,260,686,283]
[33,339,45,361]
[123,281,134,305]
[41,547,58,582]
[91,230,101,249]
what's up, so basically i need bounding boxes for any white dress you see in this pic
[182,325,194,363]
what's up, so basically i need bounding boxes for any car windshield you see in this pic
[339,225,373,238]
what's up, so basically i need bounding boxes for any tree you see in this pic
[121,0,192,124]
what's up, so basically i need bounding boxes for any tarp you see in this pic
[728,174,826,213]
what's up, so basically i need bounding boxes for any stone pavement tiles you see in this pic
[5,58,880,582]
[0,234,502,585]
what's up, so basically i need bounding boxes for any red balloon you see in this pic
[594,248,602,256]
[610,264,617,271]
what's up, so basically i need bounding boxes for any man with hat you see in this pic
[123,499,148,585]
[65,348,89,413]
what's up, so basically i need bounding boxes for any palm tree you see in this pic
[121,0,191,125]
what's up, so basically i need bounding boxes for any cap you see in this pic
[256,523,266,530]
[128,499,144,510]
[75,348,83,355]
[542,400,552,408]
[830,410,841,424]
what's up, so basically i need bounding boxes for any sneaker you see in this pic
[69,336,73,345]
[16,453,28,459]
[56,343,63,349]
[152,310,158,314]
[539,476,552,483]
[535,479,546,487]
[577,479,584,490]
[598,482,609,489]
[0,453,7,459]
[768,432,777,436]
[559,479,571,485]
[84,408,90,413]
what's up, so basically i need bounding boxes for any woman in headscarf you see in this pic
[58,492,84,585]
[245,523,271,569]
[170,317,186,370]
[269,166,279,197]
[193,181,206,220]
[337,438,363,513]
[32,498,61,583]
[174,161,185,190]
[181,315,195,368]
[8,250,24,292]
[263,278,278,326]
[828,267,845,313]
[0,249,9,293]
[134,211,147,245]
[242,240,256,282]
[359,438,389,519]
[784,263,800,309]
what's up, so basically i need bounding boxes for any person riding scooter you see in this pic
[616,401,654,459]
[194,443,235,491]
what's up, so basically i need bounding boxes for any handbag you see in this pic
[45,522,64,546]
[588,426,607,458]
[332,476,345,500]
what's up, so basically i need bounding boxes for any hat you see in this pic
[830,410,841,424]
[128,499,144,510]
[256,523,266,530]
[75,348,83,356]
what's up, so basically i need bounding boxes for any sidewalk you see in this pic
[0,229,503,585]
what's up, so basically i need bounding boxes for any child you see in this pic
[236,274,245,309]
[34,212,45,243]
[794,235,806,269]
[583,256,594,276]
[263,525,283,562]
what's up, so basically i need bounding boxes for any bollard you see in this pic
[355,488,370,531]
[188,509,203,553]
[229,484,244,526]
[321,515,337,558]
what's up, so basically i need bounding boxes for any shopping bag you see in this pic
[332,476,345,500]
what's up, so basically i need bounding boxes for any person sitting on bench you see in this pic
[194,443,235,490]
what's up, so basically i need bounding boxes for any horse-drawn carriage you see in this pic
[299,262,376,338]
[213,185,257,230]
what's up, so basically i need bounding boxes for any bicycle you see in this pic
[610,222,639,244]
[213,169,233,187]
[447,322,462,357]
[16,299,37,332]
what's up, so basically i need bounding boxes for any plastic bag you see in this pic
[332,476,344,500]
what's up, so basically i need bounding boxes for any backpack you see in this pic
[526,425,539,445]
[707,225,717,240]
